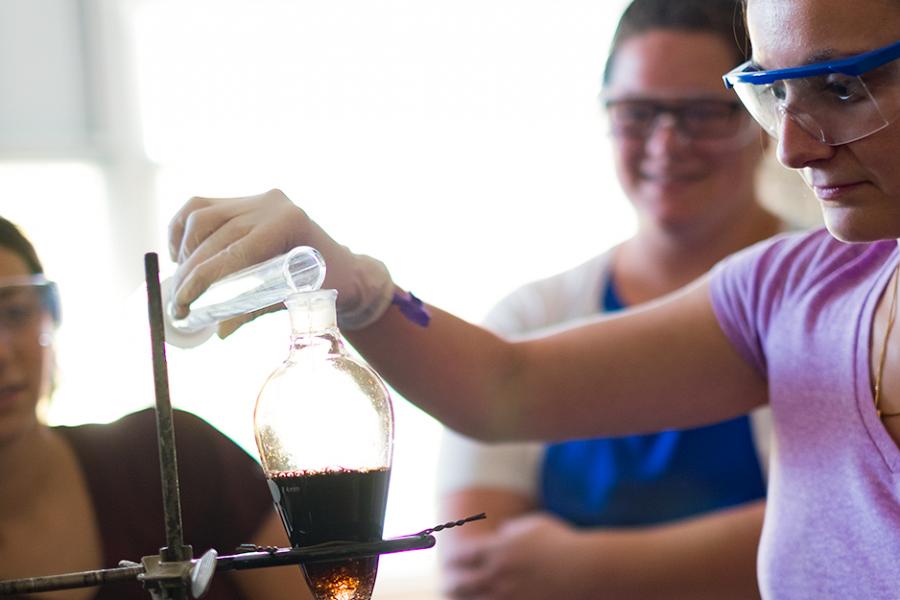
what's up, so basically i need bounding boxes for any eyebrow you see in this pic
[606,94,738,103]
[751,48,871,71]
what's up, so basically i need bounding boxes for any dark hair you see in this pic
[0,216,44,275]
[602,0,749,86]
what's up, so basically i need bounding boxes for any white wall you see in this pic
[0,0,90,155]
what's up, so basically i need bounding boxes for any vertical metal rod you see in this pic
[144,253,191,564]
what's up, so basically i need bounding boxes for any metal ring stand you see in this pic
[0,535,437,598]
[0,254,483,599]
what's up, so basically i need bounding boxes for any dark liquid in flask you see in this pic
[268,468,391,600]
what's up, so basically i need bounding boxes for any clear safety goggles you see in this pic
[0,275,60,334]
[723,40,900,145]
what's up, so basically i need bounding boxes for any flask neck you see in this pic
[285,289,340,340]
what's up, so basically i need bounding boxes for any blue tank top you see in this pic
[540,275,766,527]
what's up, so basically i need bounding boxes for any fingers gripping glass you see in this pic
[604,99,749,141]
[723,40,900,145]
[0,275,60,335]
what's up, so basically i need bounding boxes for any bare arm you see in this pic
[439,489,763,600]
[349,277,767,442]
[580,500,764,600]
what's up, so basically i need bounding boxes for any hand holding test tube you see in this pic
[163,246,326,348]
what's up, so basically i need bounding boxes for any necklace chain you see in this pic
[875,262,900,420]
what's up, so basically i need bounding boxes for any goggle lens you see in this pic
[724,42,900,145]
[0,277,59,334]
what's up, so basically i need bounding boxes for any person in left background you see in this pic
[0,215,312,599]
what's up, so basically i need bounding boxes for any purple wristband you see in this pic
[391,290,431,327]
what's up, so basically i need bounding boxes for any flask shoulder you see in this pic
[257,348,392,407]
[253,347,394,474]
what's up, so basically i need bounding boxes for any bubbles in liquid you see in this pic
[304,559,377,600]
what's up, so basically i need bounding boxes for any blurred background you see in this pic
[0,1,818,596]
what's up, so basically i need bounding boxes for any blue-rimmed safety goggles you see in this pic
[723,40,900,145]
[0,275,60,333]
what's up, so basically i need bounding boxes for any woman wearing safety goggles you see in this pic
[0,217,312,599]
[166,0,900,597]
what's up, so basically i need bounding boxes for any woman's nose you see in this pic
[775,113,835,169]
[644,113,689,156]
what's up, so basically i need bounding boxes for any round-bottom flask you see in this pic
[253,290,393,600]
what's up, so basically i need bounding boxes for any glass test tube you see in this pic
[164,246,326,348]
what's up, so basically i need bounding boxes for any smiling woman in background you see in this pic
[435,1,785,598]
[0,216,311,599]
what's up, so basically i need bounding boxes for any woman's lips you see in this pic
[641,173,706,188]
[0,384,26,409]
[814,181,865,200]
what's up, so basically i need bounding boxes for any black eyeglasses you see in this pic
[604,98,749,140]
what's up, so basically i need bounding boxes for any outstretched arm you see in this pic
[169,190,768,442]
[346,278,766,441]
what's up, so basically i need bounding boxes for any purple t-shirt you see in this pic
[710,227,900,599]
